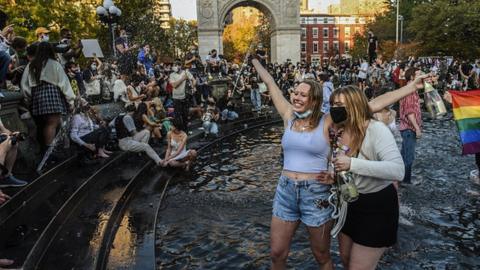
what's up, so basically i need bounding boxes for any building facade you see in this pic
[154,0,172,29]
[300,14,370,64]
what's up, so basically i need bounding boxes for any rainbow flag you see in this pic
[450,90,480,155]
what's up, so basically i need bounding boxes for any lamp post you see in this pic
[395,0,400,44]
[96,0,122,57]
[399,15,404,44]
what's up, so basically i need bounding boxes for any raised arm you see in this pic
[251,59,292,120]
[368,73,429,113]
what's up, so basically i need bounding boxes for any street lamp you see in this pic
[395,0,400,44]
[398,15,404,44]
[96,0,122,57]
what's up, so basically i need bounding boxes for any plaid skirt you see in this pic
[31,82,68,116]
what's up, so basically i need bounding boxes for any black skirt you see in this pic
[341,184,399,248]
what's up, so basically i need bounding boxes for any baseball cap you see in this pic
[35,27,50,36]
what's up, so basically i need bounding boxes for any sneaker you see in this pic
[0,175,28,188]
[470,170,479,185]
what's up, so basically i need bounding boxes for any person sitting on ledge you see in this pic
[0,112,28,188]
[70,98,112,158]
[113,104,163,165]
[161,117,197,171]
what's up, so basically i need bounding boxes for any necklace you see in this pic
[296,120,312,131]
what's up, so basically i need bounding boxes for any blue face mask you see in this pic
[294,110,312,119]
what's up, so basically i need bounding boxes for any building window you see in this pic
[301,42,306,53]
[345,41,350,52]
[334,27,339,38]
[323,27,329,38]
[333,41,339,52]
[313,41,319,53]
[301,18,306,24]
[323,41,329,53]
[323,18,328,24]
[355,17,360,24]
[345,27,351,38]
[301,27,306,38]
[312,56,320,65]
[313,28,318,38]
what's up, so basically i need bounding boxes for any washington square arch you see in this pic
[197,0,301,63]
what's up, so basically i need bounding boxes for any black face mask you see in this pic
[330,106,348,124]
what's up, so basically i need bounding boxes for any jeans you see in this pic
[250,88,261,110]
[272,175,333,227]
[400,129,417,183]
[0,51,11,84]
[202,121,218,135]
[221,110,239,121]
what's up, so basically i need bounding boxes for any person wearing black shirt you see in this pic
[367,30,378,64]
[256,43,267,67]
[115,28,138,76]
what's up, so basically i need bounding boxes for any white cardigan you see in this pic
[21,59,76,106]
[349,120,405,193]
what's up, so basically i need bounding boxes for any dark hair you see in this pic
[171,117,185,131]
[30,42,56,83]
[319,73,330,82]
[11,37,28,51]
[404,67,418,82]
[26,43,38,58]
[126,104,136,112]
[0,10,8,30]
[133,102,148,123]
[65,61,77,70]
[60,28,71,37]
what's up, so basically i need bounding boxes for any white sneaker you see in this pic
[470,170,479,185]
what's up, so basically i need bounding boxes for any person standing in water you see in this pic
[251,58,430,269]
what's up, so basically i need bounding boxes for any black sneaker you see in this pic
[0,175,28,188]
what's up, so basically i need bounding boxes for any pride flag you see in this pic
[450,90,480,155]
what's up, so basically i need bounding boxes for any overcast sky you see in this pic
[171,0,339,20]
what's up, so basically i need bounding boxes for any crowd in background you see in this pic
[1,15,480,200]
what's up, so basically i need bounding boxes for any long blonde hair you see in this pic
[330,85,373,156]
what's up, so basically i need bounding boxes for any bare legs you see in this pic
[270,217,333,270]
[339,233,386,270]
[43,114,62,147]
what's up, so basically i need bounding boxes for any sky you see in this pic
[171,0,339,20]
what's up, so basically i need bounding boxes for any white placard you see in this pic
[81,39,104,58]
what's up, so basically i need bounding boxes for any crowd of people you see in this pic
[0,11,479,269]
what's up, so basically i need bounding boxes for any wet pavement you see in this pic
[154,115,479,269]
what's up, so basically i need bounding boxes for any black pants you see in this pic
[368,50,377,64]
[476,153,480,171]
[173,98,189,129]
[80,127,109,150]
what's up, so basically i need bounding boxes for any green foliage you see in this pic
[368,0,480,59]
[351,32,368,60]
[2,0,101,42]
[408,0,480,59]
[160,18,198,60]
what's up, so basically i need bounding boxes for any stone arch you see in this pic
[197,0,300,63]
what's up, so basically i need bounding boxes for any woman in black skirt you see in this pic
[325,84,425,269]
[21,42,75,149]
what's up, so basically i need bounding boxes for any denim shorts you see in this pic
[272,175,333,227]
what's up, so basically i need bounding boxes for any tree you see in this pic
[351,32,368,60]
[2,0,100,42]
[408,0,480,59]
[222,7,271,63]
